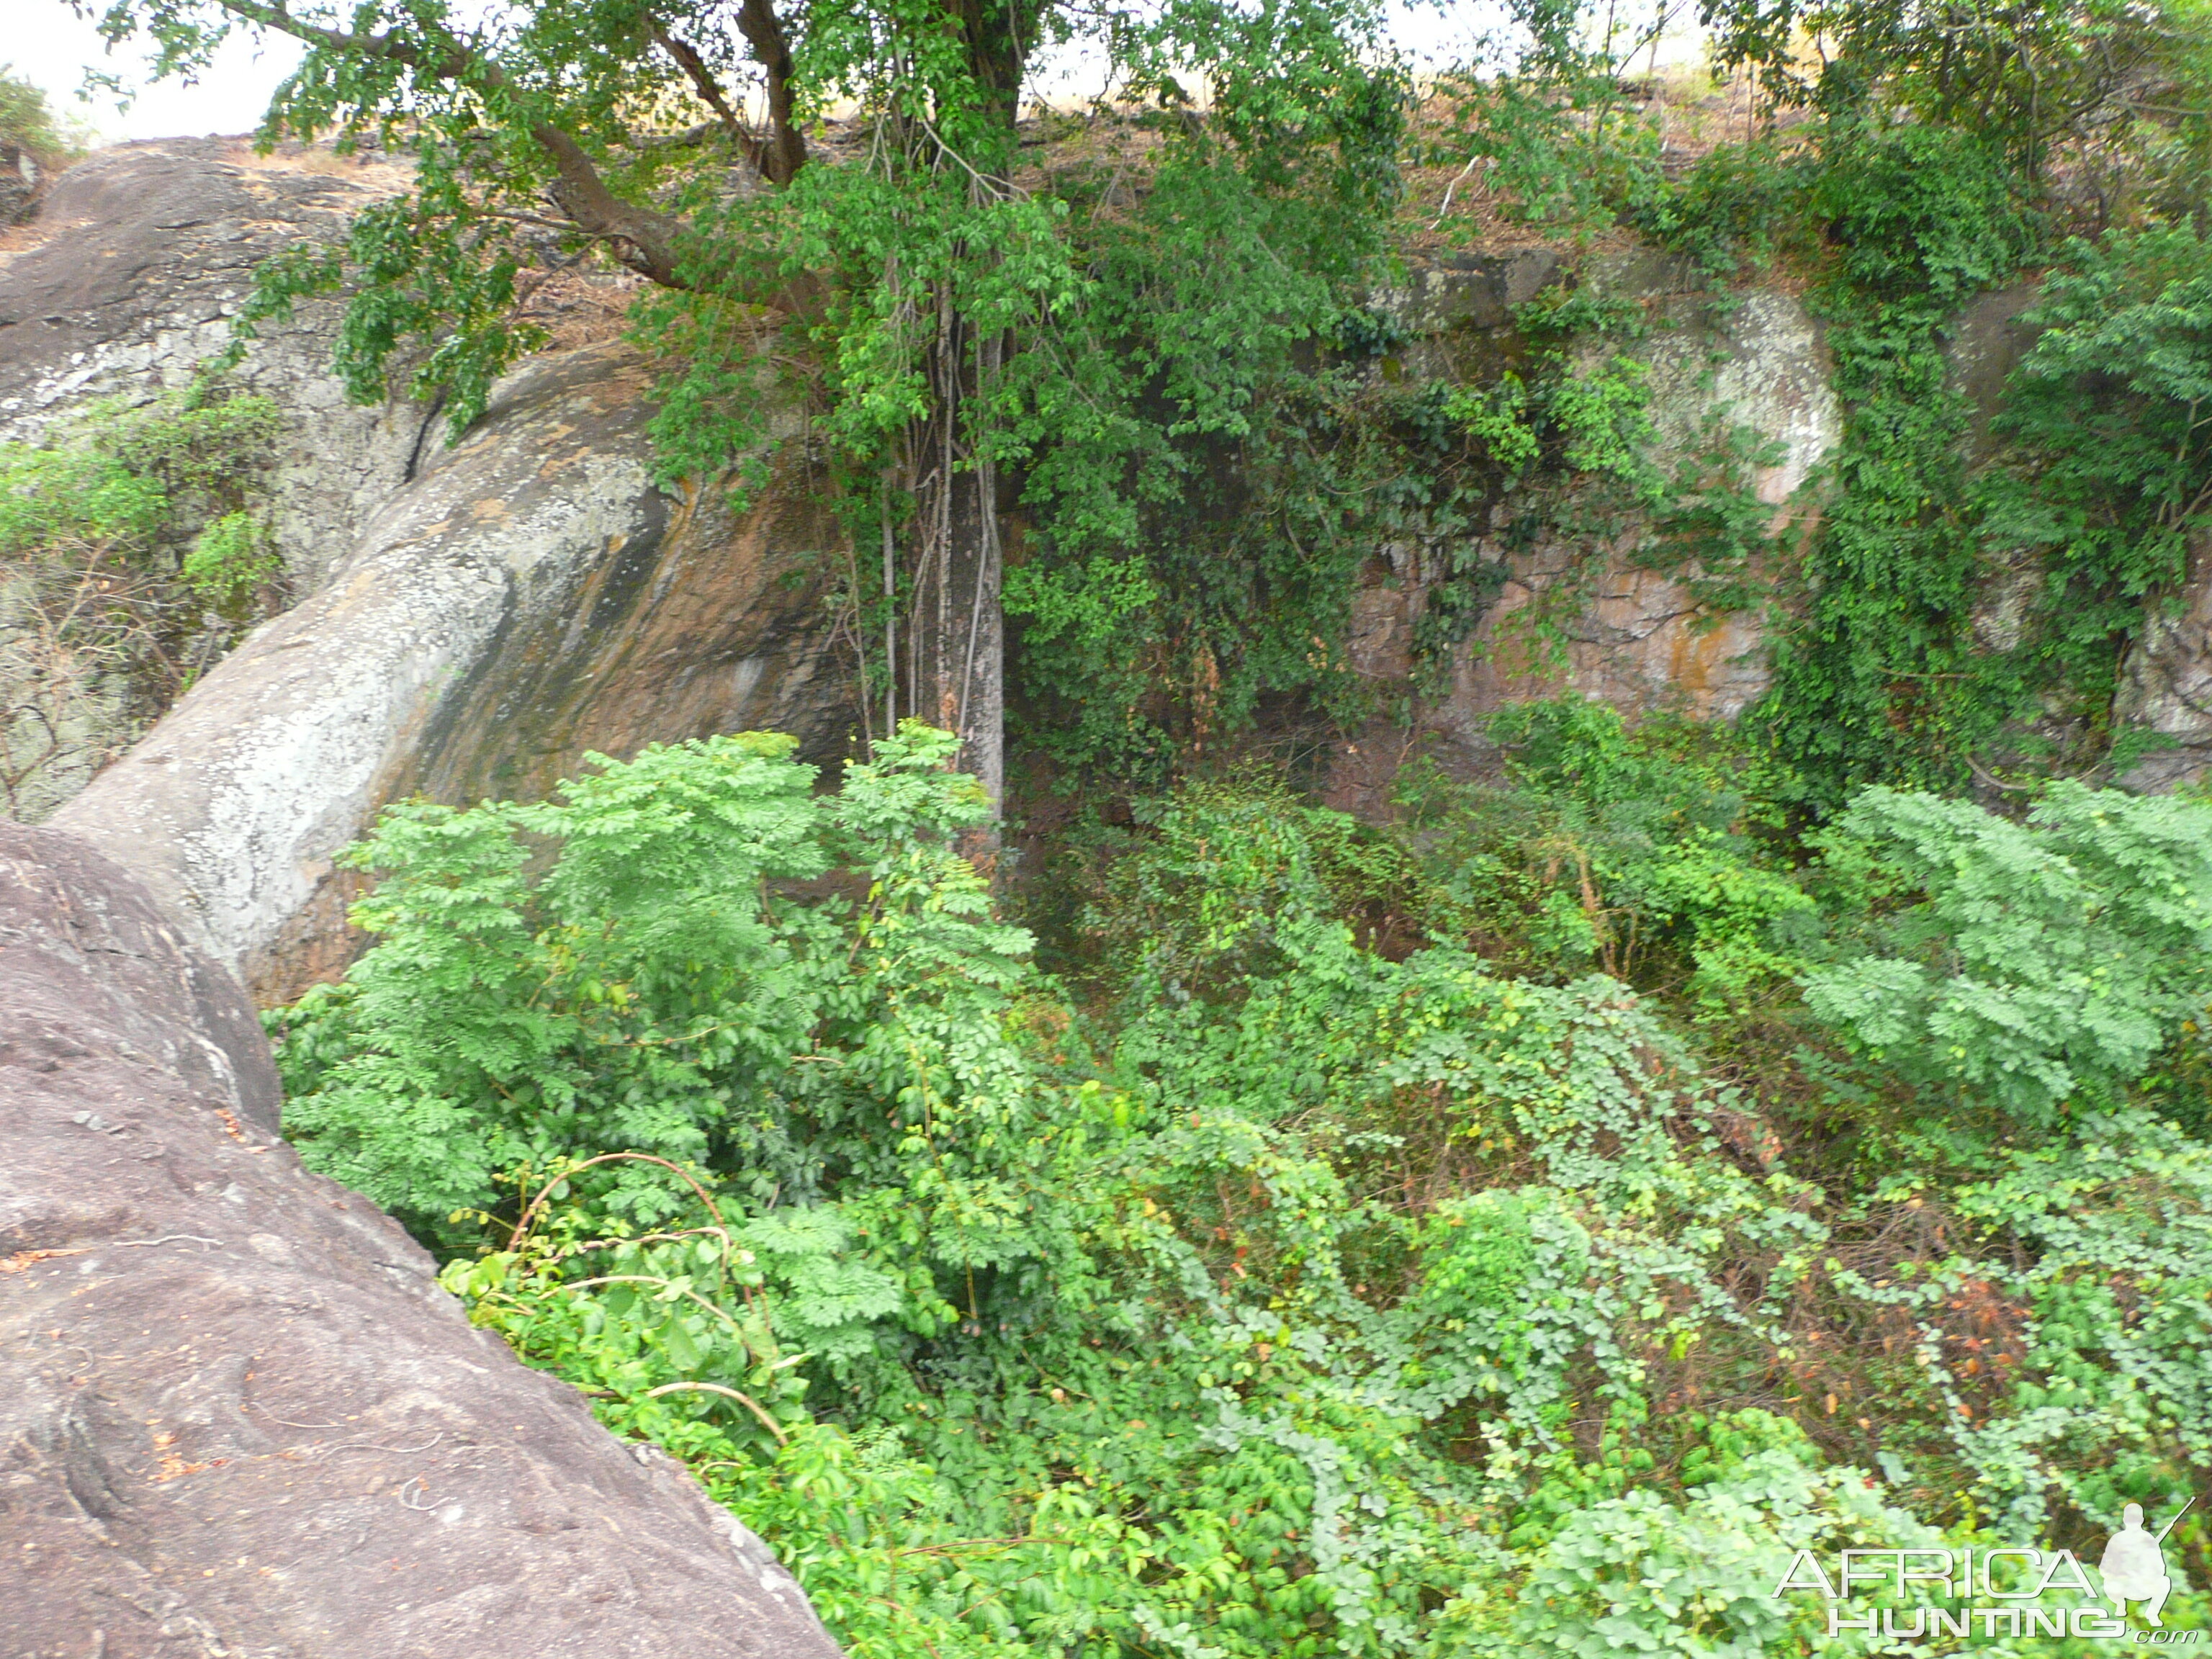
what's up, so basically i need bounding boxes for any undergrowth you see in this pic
[269,715,2212,1655]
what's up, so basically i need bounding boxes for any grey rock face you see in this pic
[0,138,423,591]
[52,338,855,1000]
[2116,529,2212,791]
[1642,288,1840,513]
[8,143,852,990]
[0,819,846,1659]
[1313,260,1852,814]
[1946,283,2044,462]
[1326,275,1838,810]
[0,143,430,829]
[1373,249,1568,336]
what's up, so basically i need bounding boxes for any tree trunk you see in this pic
[887,7,1033,837]
[904,292,1004,832]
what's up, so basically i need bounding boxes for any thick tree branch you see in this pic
[210,0,472,82]
[647,19,809,186]
[526,120,692,287]
[732,0,809,185]
[204,0,819,310]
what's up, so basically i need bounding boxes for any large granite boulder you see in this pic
[0,819,844,1658]
[0,141,428,824]
[50,336,857,1004]
[1,145,855,1657]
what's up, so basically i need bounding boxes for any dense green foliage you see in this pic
[1705,0,2191,175]
[0,390,279,580]
[1394,0,2212,808]
[1803,782,2212,1123]
[1745,122,2038,800]
[272,725,1030,1251]
[1010,309,1666,775]
[1984,225,2212,696]
[1581,108,2212,804]
[274,716,2212,1654]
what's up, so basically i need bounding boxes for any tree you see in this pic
[78,0,1405,825]
[1700,0,2208,177]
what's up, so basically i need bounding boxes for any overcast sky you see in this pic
[12,1,1701,146]
[13,6,302,143]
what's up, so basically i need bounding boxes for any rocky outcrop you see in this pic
[0,148,36,229]
[2115,528,2212,792]
[52,338,857,1003]
[1333,264,1838,805]
[4,143,852,994]
[0,819,845,1658]
[1443,284,1834,727]
[0,143,429,827]
[0,138,423,590]
[1,147,855,1654]
[1946,282,2045,462]
[1375,248,1568,343]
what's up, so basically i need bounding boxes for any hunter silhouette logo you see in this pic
[2101,1500,2191,1628]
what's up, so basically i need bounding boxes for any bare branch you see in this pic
[641,1382,790,1443]
[527,121,695,288]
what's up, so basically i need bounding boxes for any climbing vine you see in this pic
[1749,122,2033,802]
[1008,290,1667,781]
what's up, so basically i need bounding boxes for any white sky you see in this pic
[12,5,305,143]
[12,0,1702,146]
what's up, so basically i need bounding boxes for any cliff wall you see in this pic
[11,143,2212,989]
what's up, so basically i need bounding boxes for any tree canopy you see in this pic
[83,0,1410,810]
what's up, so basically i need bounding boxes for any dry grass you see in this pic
[516,266,643,351]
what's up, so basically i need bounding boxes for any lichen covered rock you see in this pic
[0,139,422,589]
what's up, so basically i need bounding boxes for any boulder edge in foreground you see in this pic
[0,820,844,1659]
